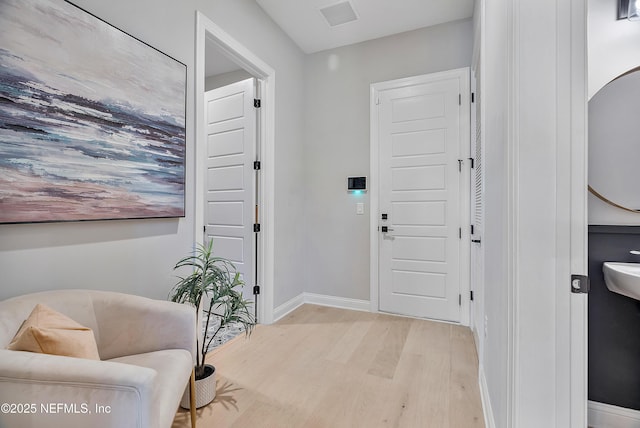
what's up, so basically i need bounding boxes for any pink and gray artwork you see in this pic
[0,0,186,223]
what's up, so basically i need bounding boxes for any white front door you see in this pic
[373,69,470,323]
[204,78,256,303]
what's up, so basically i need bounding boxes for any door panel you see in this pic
[392,201,446,225]
[392,270,446,298]
[204,78,256,303]
[208,129,245,157]
[207,201,244,226]
[392,129,446,157]
[378,75,464,322]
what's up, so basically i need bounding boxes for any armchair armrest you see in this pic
[90,292,196,361]
[0,350,155,428]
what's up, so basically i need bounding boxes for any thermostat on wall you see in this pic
[347,176,367,192]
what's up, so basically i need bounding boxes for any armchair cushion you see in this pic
[7,303,100,360]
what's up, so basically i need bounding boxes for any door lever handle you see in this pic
[471,239,481,244]
[381,226,394,233]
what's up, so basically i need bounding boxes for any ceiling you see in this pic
[205,0,475,77]
[255,0,475,54]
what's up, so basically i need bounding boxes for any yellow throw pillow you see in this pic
[7,303,100,360]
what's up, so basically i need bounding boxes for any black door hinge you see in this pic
[470,224,474,235]
[459,294,462,306]
[468,157,475,168]
[458,94,461,105]
[253,224,261,233]
[459,227,462,239]
[253,285,260,295]
[571,275,590,294]
[254,99,261,108]
[254,161,261,170]
[470,290,474,301]
[471,92,475,103]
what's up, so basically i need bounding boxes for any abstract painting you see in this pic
[0,0,186,223]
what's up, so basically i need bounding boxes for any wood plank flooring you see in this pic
[172,304,484,428]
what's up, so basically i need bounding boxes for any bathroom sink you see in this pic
[603,262,640,300]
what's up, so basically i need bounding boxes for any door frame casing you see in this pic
[195,11,275,324]
[369,68,471,326]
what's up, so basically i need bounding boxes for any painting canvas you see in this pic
[0,0,186,223]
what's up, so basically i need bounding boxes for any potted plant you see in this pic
[170,240,255,409]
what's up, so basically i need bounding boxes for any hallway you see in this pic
[173,304,484,427]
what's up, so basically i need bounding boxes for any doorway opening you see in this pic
[195,11,276,324]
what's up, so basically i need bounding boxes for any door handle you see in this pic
[381,226,394,233]
[471,239,481,244]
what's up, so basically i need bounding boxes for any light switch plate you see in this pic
[356,203,364,215]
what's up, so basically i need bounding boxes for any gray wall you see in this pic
[302,19,474,301]
[0,0,307,308]
[205,69,253,91]
[588,226,640,410]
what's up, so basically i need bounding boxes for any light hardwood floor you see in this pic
[172,304,485,428]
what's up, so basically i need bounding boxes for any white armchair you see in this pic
[0,290,197,428]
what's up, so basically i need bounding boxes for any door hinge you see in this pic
[203,225,206,233]
[470,290,474,301]
[253,223,261,233]
[458,159,463,172]
[253,285,260,295]
[459,227,462,239]
[471,92,475,103]
[376,97,380,105]
[459,294,462,306]
[458,94,461,105]
[254,160,261,170]
[468,157,475,168]
[254,99,261,108]
[571,274,590,294]
[470,224,474,235]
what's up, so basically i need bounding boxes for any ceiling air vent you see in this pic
[319,1,358,27]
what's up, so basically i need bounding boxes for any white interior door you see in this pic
[204,78,256,303]
[375,70,470,323]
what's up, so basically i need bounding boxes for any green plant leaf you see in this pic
[169,240,256,374]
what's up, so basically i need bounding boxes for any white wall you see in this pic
[480,0,589,425]
[0,0,306,308]
[479,0,510,425]
[588,0,640,99]
[302,19,473,301]
[588,0,640,225]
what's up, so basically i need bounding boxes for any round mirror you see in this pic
[589,68,640,212]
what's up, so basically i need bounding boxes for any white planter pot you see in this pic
[180,364,216,409]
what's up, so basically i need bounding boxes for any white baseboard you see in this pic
[272,292,371,322]
[303,292,370,312]
[273,293,305,322]
[479,366,496,428]
[589,401,640,428]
